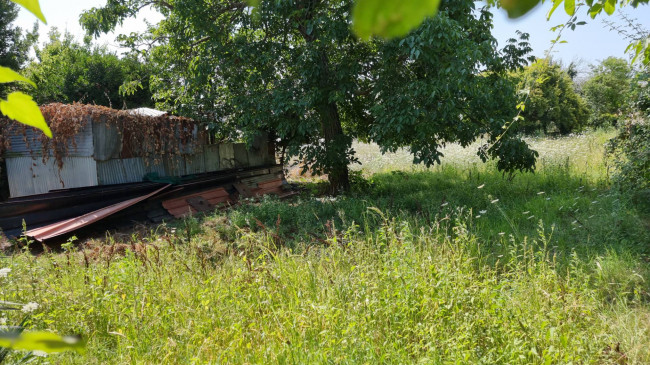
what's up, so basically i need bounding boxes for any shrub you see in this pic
[514,59,590,135]
[583,57,632,128]
[607,117,650,211]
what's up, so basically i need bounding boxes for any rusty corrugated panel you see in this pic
[24,185,170,242]
[6,120,94,157]
[162,187,231,218]
[6,157,98,198]
[179,125,199,155]
[184,153,206,175]
[162,154,185,177]
[0,182,167,238]
[240,171,284,188]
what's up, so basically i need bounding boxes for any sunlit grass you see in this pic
[352,129,615,180]
[1,129,649,364]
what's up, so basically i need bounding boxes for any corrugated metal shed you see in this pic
[184,153,206,175]
[97,158,166,185]
[233,144,249,167]
[6,157,98,198]
[92,119,121,161]
[163,154,186,177]
[1,104,277,199]
[219,144,235,169]
[5,119,94,157]
[203,145,220,172]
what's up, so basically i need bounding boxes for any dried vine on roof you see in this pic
[0,103,202,169]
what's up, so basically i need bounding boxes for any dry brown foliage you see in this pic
[0,103,203,169]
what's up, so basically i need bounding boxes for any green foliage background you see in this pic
[24,30,153,109]
[514,58,589,135]
[583,57,633,128]
[0,0,38,97]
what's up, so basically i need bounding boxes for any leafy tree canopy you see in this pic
[0,0,38,95]
[514,58,589,134]
[582,57,632,127]
[81,0,537,192]
[24,29,153,109]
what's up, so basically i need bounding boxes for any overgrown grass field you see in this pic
[2,130,649,364]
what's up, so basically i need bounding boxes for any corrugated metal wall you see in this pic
[3,116,275,198]
[5,119,94,157]
[96,158,166,185]
[6,157,98,197]
[92,118,121,161]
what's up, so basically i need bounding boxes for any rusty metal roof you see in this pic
[162,187,232,218]
[24,185,170,242]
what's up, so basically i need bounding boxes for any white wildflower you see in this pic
[440,202,448,207]
[479,210,487,214]
[476,215,481,218]
[477,184,485,189]
[0,268,10,278]
[537,191,545,195]
[21,302,39,313]
[490,199,499,204]
[32,350,48,358]
[498,232,505,236]
[527,215,535,220]
[522,211,530,215]
[591,200,598,204]
[0,317,6,325]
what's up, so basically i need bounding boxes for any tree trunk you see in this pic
[318,101,351,194]
[299,14,351,194]
[316,51,351,194]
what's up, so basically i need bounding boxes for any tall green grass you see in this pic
[1,130,649,364]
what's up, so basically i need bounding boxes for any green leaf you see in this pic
[501,0,541,19]
[603,0,615,15]
[0,332,83,353]
[0,92,52,138]
[547,0,563,19]
[9,0,46,24]
[588,3,602,18]
[564,0,575,16]
[352,0,441,40]
[0,67,36,87]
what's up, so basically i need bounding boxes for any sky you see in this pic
[14,0,650,71]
